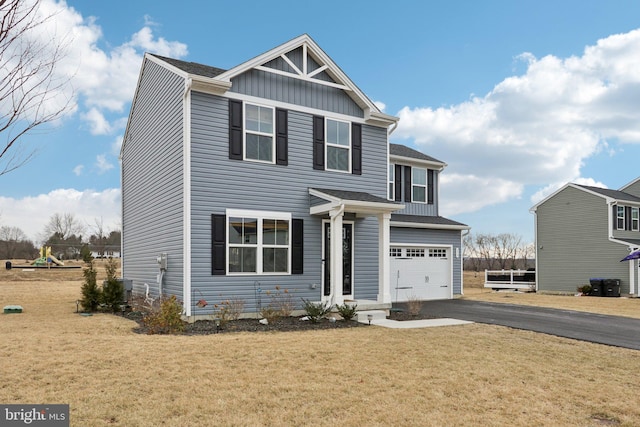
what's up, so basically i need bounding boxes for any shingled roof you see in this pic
[149,54,227,79]
[576,184,640,203]
[390,143,444,165]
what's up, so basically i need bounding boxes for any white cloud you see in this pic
[394,28,640,217]
[111,135,124,157]
[95,154,114,174]
[374,101,386,112]
[73,165,84,176]
[81,108,112,135]
[19,0,187,131]
[0,188,121,243]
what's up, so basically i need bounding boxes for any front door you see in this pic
[323,222,353,297]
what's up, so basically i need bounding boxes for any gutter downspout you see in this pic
[183,77,193,316]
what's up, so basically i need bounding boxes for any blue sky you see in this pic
[2,0,640,243]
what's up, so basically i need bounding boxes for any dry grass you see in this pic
[463,271,640,319]
[1,266,640,426]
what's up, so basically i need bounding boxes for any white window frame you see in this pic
[412,167,427,203]
[633,207,639,231]
[325,117,351,173]
[244,102,275,164]
[388,163,395,200]
[227,209,291,275]
[617,206,625,230]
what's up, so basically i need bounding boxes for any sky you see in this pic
[2,0,640,244]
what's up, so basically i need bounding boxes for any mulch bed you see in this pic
[124,308,432,335]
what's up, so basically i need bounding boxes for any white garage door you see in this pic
[389,246,451,302]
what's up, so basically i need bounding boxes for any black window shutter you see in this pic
[211,214,226,275]
[427,169,434,204]
[404,166,412,202]
[291,219,304,274]
[229,99,243,160]
[312,116,325,170]
[351,123,362,175]
[276,108,288,166]
[613,205,618,230]
[626,206,632,230]
[394,164,402,201]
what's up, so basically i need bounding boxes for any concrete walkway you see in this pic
[357,316,473,328]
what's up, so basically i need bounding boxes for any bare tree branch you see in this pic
[0,0,74,175]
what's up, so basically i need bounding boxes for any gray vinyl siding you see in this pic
[392,166,439,216]
[121,60,185,299]
[621,180,640,198]
[188,92,387,314]
[536,186,630,294]
[230,69,364,118]
[390,227,463,295]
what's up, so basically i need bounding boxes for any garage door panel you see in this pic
[390,247,451,302]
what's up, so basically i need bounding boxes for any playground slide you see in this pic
[47,255,64,266]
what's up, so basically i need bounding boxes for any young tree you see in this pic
[0,0,73,175]
[0,225,29,258]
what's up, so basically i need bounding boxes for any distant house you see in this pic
[531,179,640,296]
[121,34,469,319]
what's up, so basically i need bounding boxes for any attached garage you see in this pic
[389,245,452,302]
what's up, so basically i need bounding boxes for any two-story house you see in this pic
[121,34,469,319]
[531,180,640,296]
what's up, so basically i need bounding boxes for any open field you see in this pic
[2,266,640,426]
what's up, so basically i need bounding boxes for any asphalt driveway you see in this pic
[393,299,640,350]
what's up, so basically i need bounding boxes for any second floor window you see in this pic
[633,207,639,231]
[325,118,350,172]
[617,206,625,230]
[388,164,395,200]
[412,167,427,203]
[245,103,274,163]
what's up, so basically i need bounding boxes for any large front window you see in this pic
[245,103,274,162]
[228,210,290,274]
[325,118,350,172]
[412,167,427,203]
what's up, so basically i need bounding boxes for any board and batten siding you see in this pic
[390,227,463,295]
[230,69,364,118]
[188,91,387,313]
[536,186,630,294]
[122,60,185,299]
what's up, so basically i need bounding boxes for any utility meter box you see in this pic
[158,253,168,270]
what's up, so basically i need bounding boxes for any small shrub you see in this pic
[577,284,592,295]
[259,306,282,324]
[268,286,295,317]
[80,260,101,312]
[301,298,333,323]
[336,303,357,321]
[142,295,185,334]
[101,258,124,313]
[406,295,423,316]
[213,298,245,327]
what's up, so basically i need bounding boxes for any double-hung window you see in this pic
[633,207,639,231]
[325,118,350,172]
[388,164,395,200]
[227,210,291,274]
[245,103,274,163]
[617,206,625,230]
[412,167,427,203]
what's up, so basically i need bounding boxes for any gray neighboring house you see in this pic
[121,34,469,319]
[531,179,640,296]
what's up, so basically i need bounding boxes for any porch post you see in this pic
[378,212,391,304]
[630,259,636,296]
[329,206,344,306]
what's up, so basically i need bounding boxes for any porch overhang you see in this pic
[309,188,404,217]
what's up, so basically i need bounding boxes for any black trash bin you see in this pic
[589,278,604,296]
[5,261,11,270]
[604,279,621,297]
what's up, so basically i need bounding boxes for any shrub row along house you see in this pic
[121,34,469,319]
[532,180,640,296]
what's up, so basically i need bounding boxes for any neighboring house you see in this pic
[531,180,640,296]
[121,34,469,319]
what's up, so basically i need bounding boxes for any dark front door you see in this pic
[323,222,353,296]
